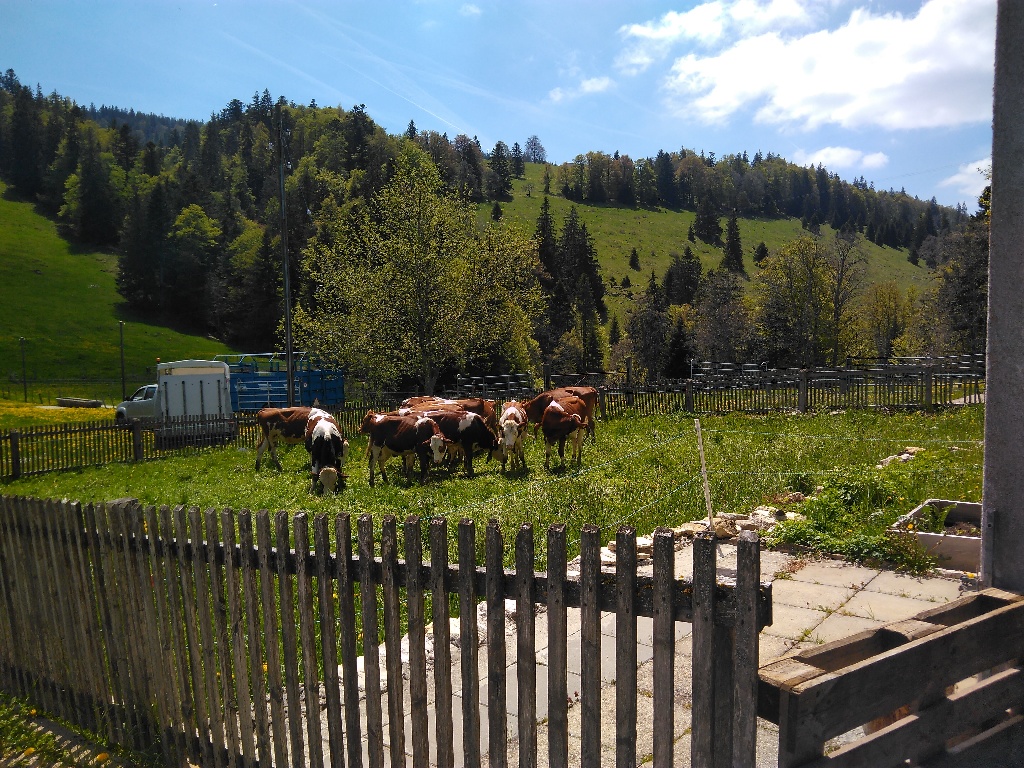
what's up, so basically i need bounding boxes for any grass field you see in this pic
[0,405,983,763]
[0,182,235,403]
[4,405,984,572]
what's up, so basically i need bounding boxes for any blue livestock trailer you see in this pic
[213,352,344,411]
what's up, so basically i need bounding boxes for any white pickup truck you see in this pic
[114,360,232,422]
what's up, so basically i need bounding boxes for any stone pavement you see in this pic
[344,541,966,767]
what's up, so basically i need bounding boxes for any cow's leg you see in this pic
[267,437,284,471]
[417,448,430,484]
[517,436,526,470]
[573,428,584,463]
[545,439,553,470]
[463,440,474,477]
[558,435,567,466]
[255,435,268,469]
[368,443,379,487]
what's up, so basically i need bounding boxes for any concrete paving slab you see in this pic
[810,612,886,644]
[863,570,963,603]
[840,589,940,624]
[771,578,854,612]
[761,603,828,642]
[789,559,880,589]
[636,635,695,703]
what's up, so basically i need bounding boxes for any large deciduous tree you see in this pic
[693,269,750,363]
[295,143,539,393]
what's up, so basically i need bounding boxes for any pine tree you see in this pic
[629,248,640,270]
[722,212,744,272]
[693,196,723,245]
[754,241,769,266]
[487,140,512,197]
[608,315,621,346]
[664,316,693,379]
[511,142,525,177]
[664,247,702,305]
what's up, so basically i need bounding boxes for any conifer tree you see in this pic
[722,211,744,272]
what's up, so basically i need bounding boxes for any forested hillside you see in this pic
[0,68,988,392]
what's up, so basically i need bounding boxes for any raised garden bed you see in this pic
[890,498,982,571]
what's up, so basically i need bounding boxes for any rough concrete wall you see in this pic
[984,1,1024,591]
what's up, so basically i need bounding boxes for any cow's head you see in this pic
[500,418,521,449]
[317,466,339,494]
[359,410,377,435]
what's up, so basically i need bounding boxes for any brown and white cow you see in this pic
[255,406,312,470]
[541,395,588,469]
[416,408,501,477]
[523,386,598,441]
[399,395,499,435]
[305,408,349,493]
[360,411,448,486]
[498,400,528,472]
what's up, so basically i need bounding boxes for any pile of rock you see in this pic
[876,446,925,468]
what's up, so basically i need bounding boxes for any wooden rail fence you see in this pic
[0,495,771,768]
[759,587,1024,767]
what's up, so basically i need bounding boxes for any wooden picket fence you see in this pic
[0,495,771,768]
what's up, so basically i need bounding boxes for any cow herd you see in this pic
[254,387,598,493]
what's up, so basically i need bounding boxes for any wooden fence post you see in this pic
[685,380,694,412]
[10,430,20,479]
[692,532,717,768]
[598,388,607,422]
[924,363,934,410]
[798,369,809,413]
[132,420,143,462]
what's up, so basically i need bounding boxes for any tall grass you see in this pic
[4,407,984,570]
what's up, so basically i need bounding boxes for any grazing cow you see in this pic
[417,408,501,477]
[498,401,529,472]
[360,411,448,486]
[541,395,588,470]
[523,387,599,441]
[305,408,348,493]
[400,395,499,435]
[255,406,312,470]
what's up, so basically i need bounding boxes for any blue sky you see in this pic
[3,0,994,208]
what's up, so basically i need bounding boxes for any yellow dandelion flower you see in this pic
[29,709,36,716]
[24,747,36,756]
[95,752,110,764]
[262,663,268,674]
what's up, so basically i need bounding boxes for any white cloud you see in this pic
[580,76,613,94]
[459,4,481,18]
[548,76,614,103]
[861,152,889,170]
[616,0,818,75]
[653,0,996,131]
[939,156,990,199]
[792,146,889,170]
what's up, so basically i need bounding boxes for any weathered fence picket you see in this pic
[0,495,771,767]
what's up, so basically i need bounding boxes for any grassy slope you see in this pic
[478,163,934,328]
[0,181,234,392]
